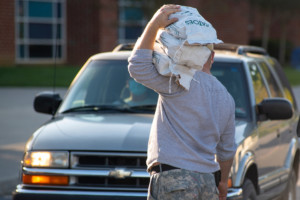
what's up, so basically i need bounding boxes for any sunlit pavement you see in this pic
[0,88,67,200]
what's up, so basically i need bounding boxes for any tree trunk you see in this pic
[262,8,271,50]
[279,12,289,65]
[279,24,287,64]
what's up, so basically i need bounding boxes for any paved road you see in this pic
[0,86,300,200]
[0,87,67,198]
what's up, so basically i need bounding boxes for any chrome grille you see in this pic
[76,155,146,168]
[70,152,149,190]
[76,176,149,188]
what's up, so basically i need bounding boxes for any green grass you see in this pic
[283,66,300,86]
[0,64,299,87]
[0,65,81,87]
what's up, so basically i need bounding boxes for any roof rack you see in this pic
[112,43,135,52]
[214,43,268,56]
[113,43,269,56]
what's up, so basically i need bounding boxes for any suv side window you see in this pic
[259,62,284,98]
[268,58,297,110]
[248,62,269,104]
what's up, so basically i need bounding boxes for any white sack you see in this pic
[152,45,197,90]
[173,65,197,90]
[153,42,171,76]
[156,30,183,58]
[165,6,223,45]
[176,45,211,69]
[156,30,211,70]
[152,5,222,91]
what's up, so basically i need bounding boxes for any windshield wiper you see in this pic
[129,105,156,111]
[61,105,134,114]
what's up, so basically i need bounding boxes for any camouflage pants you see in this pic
[147,169,219,200]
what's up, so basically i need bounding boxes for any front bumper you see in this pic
[227,188,243,200]
[13,185,243,200]
[13,185,148,200]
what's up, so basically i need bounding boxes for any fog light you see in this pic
[23,174,69,185]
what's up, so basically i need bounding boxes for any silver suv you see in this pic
[13,44,300,200]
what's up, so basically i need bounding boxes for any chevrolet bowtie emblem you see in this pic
[109,168,132,179]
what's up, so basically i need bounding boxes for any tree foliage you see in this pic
[248,0,300,63]
[142,0,300,64]
[249,0,300,11]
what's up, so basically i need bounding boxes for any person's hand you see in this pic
[133,4,180,50]
[218,181,228,200]
[149,4,180,30]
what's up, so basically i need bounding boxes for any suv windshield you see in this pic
[59,59,250,119]
[58,60,158,114]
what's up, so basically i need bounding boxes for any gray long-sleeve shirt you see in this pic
[128,49,236,173]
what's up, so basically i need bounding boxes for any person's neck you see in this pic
[202,67,211,75]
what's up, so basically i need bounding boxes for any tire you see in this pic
[242,178,257,200]
[282,170,297,200]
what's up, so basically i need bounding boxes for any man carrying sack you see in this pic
[128,5,236,200]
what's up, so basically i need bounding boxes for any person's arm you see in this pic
[128,5,183,94]
[133,4,180,50]
[217,158,233,200]
[216,99,236,200]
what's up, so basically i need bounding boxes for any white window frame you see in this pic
[15,0,66,64]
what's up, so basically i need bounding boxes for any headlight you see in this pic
[24,151,69,168]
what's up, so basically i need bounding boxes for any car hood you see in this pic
[27,113,153,152]
[27,113,250,152]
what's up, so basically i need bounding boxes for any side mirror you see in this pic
[257,98,293,121]
[34,91,62,115]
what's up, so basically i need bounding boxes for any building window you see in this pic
[15,0,65,63]
[118,0,149,44]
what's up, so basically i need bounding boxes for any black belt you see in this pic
[150,164,179,173]
[150,164,221,187]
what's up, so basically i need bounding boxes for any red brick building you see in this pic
[0,0,299,66]
[0,0,15,65]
